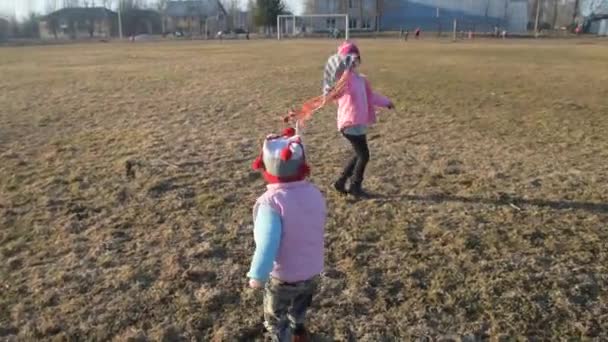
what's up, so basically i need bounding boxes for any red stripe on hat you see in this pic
[262,163,310,184]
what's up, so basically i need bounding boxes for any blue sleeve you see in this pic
[247,205,282,282]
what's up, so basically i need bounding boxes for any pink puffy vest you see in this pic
[254,181,326,283]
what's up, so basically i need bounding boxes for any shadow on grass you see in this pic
[371,193,608,214]
[236,323,332,342]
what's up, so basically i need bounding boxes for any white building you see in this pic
[304,0,529,33]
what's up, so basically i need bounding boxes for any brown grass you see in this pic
[1,39,607,341]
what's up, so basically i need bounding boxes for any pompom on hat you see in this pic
[251,128,310,183]
[338,41,361,61]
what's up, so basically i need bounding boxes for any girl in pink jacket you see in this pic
[323,41,394,197]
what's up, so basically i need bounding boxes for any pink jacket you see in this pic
[336,71,391,131]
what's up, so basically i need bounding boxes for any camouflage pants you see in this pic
[263,276,319,342]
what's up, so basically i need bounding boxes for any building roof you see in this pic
[44,7,116,21]
[165,0,227,18]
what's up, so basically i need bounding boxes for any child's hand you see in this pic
[249,279,264,289]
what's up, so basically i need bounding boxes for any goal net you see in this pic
[277,14,350,40]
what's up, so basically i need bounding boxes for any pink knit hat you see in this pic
[338,41,360,58]
[251,128,310,184]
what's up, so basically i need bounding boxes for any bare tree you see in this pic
[9,16,20,38]
[230,0,240,29]
[46,0,58,14]
[45,0,60,38]
[63,0,80,7]
[20,12,41,38]
[63,0,81,7]
[156,0,168,11]
[551,0,558,29]
[222,0,240,30]
[156,0,168,33]
[118,0,144,10]
[246,0,256,31]
[303,0,315,14]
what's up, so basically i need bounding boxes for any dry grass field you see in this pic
[1,38,607,341]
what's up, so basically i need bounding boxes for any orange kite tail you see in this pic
[283,71,350,125]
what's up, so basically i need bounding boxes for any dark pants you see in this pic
[341,133,370,184]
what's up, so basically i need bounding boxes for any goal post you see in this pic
[277,14,349,40]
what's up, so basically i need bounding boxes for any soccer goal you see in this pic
[277,14,350,40]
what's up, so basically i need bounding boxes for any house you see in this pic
[306,0,379,32]
[0,16,9,42]
[578,0,608,35]
[322,0,379,31]
[120,9,162,36]
[39,7,116,40]
[164,0,227,36]
[586,16,608,35]
[346,0,379,30]
[232,11,250,32]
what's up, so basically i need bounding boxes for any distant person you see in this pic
[246,30,250,40]
[415,27,421,39]
[322,41,395,197]
[248,128,327,342]
[404,29,409,41]
[501,30,507,39]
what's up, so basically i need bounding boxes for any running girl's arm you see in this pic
[371,92,394,109]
